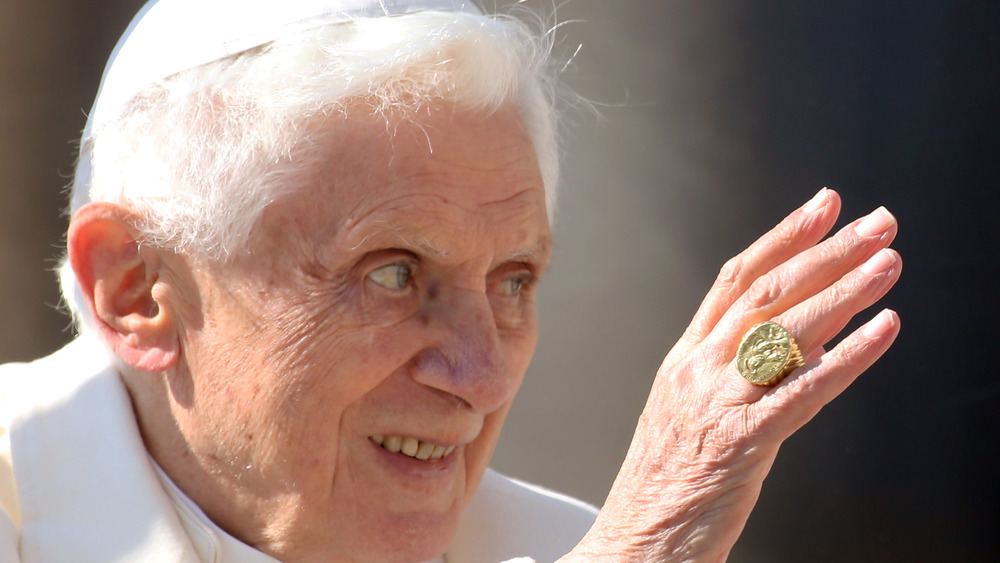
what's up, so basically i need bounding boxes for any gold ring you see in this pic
[736,321,804,386]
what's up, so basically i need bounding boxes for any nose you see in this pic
[410,286,515,414]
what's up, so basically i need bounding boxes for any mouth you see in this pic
[370,435,457,461]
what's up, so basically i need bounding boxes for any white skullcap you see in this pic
[71,0,482,214]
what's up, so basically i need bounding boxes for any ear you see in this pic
[68,202,179,372]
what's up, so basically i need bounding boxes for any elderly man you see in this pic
[0,0,902,561]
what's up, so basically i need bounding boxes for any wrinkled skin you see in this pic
[72,105,552,562]
[561,189,901,561]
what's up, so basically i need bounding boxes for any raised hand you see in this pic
[564,188,901,562]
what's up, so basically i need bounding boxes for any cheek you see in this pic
[180,296,367,448]
[264,271,423,369]
[463,401,517,500]
[246,295,429,429]
[500,320,539,383]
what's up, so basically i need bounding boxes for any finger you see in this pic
[752,308,901,438]
[686,188,840,341]
[718,246,900,404]
[777,248,901,354]
[712,205,897,348]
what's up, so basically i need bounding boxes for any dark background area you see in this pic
[2,1,997,561]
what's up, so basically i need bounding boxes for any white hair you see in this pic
[61,8,565,333]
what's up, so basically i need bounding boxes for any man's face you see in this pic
[159,105,551,561]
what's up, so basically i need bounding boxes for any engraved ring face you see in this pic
[737,321,803,386]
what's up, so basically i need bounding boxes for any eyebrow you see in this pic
[348,223,449,256]
[505,236,554,266]
[349,222,553,267]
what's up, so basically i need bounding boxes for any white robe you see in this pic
[0,338,597,562]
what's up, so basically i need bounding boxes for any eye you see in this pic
[496,274,530,297]
[368,263,414,290]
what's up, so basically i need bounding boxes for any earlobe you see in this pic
[68,202,179,372]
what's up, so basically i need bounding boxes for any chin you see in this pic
[326,505,462,563]
[354,525,455,562]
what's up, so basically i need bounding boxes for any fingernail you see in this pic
[802,187,829,213]
[860,248,896,275]
[862,309,896,338]
[854,206,895,237]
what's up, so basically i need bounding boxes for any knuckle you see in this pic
[826,282,852,303]
[820,281,859,316]
[817,237,849,262]
[716,255,745,289]
[743,277,784,310]
[777,215,802,239]
[769,220,800,252]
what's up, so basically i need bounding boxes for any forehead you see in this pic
[266,105,551,264]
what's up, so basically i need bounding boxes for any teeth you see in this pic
[401,437,419,457]
[415,441,435,460]
[370,435,456,461]
[384,435,402,453]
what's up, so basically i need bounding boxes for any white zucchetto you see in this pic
[71,0,481,213]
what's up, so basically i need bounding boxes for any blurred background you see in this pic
[1,1,997,560]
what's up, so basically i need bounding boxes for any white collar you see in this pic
[150,461,280,563]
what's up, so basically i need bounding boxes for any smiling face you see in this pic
[151,105,552,561]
